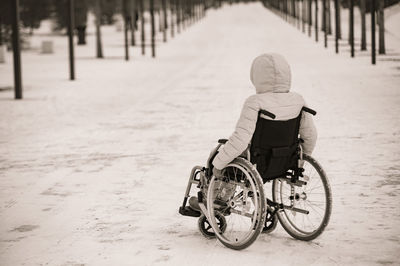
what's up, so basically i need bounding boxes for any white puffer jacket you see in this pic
[213,53,317,170]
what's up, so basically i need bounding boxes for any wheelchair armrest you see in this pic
[218,139,228,144]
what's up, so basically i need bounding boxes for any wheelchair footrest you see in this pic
[179,206,201,217]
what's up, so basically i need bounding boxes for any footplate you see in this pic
[179,206,201,217]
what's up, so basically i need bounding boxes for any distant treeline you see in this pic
[340,0,400,11]
[0,0,126,33]
[0,0,195,46]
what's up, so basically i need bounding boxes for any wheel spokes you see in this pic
[275,159,328,235]
[208,163,262,246]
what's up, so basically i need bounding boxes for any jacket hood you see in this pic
[250,53,291,94]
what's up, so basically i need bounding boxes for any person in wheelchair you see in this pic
[189,53,317,210]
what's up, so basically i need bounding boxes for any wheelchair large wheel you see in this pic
[207,158,266,250]
[272,153,332,241]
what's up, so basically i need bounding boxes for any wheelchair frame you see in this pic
[179,142,310,221]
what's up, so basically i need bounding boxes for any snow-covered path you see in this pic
[0,3,399,266]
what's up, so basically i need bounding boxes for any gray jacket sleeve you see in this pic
[299,112,317,155]
[213,96,259,170]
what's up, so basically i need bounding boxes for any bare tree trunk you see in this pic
[158,10,163,33]
[76,26,87,45]
[162,0,167,42]
[327,0,332,34]
[315,0,319,42]
[350,0,354,56]
[298,0,301,29]
[170,0,175,38]
[322,0,325,31]
[140,0,145,55]
[338,0,341,39]
[297,0,301,29]
[284,0,287,21]
[371,0,376,64]
[177,0,181,33]
[302,0,306,33]
[360,0,367,50]
[335,0,339,53]
[378,0,385,54]
[323,0,327,47]
[293,0,299,28]
[163,0,168,29]
[95,0,103,58]
[348,0,351,44]
[308,0,312,36]
[131,0,136,46]
[150,0,155,58]
[123,0,129,61]
[0,20,3,45]
[291,0,295,24]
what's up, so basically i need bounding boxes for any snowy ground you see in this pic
[0,2,399,266]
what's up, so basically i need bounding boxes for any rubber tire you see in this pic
[198,212,226,239]
[272,154,332,241]
[262,207,278,234]
[208,157,266,250]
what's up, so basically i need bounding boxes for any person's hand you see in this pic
[212,167,224,178]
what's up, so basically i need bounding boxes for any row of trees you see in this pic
[262,0,398,63]
[0,1,220,56]
[0,0,174,47]
[6,0,214,99]
[0,0,133,47]
[0,0,52,41]
[337,0,397,53]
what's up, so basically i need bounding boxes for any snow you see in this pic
[0,2,399,265]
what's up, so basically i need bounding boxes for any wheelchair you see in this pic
[179,107,332,250]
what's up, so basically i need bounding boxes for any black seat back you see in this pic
[250,112,302,181]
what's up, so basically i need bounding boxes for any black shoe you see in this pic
[189,196,230,214]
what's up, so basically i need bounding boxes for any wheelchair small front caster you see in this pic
[262,207,278,234]
[198,211,226,239]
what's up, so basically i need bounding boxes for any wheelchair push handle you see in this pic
[259,109,276,119]
[218,139,228,144]
[302,106,317,116]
